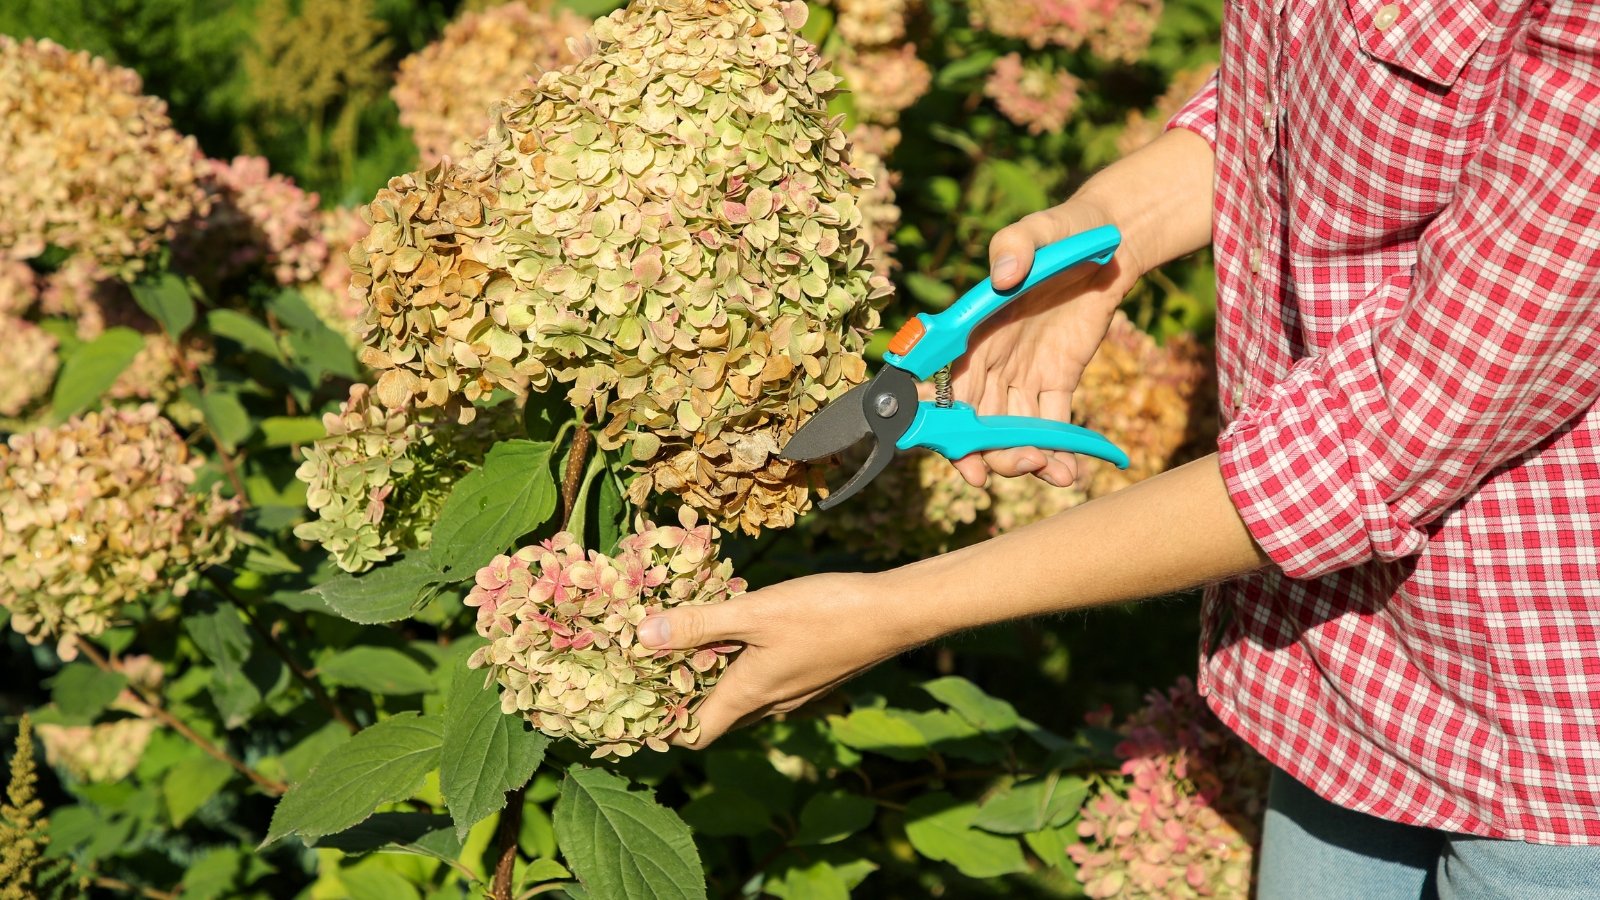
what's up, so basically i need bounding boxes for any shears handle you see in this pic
[896,401,1130,469]
[883,225,1121,380]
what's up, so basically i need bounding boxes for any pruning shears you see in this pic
[780,225,1131,510]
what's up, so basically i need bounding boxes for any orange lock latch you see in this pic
[886,317,925,357]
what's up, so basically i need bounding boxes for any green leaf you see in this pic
[340,863,421,900]
[936,50,1000,88]
[923,676,1020,734]
[517,857,572,891]
[308,554,443,624]
[265,712,445,845]
[50,327,144,421]
[163,754,235,826]
[764,860,849,900]
[318,647,435,695]
[185,601,260,727]
[596,471,626,555]
[972,775,1089,834]
[554,766,706,900]
[679,790,771,837]
[903,272,957,308]
[199,387,253,451]
[430,440,557,578]
[260,415,325,447]
[826,708,928,760]
[440,664,549,838]
[310,812,463,864]
[207,309,283,359]
[903,793,1028,879]
[49,664,127,722]
[792,791,875,846]
[270,289,360,382]
[130,271,196,338]
[178,846,245,900]
[521,386,578,437]
[1021,825,1075,870]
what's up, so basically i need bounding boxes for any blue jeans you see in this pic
[1256,769,1600,899]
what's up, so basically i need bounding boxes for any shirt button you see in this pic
[1249,247,1263,273]
[1374,3,1400,30]
[1262,103,1276,127]
[1231,385,1245,407]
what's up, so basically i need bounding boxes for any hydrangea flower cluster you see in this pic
[466,507,746,760]
[1069,678,1268,898]
[984,53,1083,136]
[351,0,890,533]
[33,719,158,785]
[392,0,592,165]
[812,450,991,561]
[302,206,375,339]
[294,384,519,573]
[836,44,931,126]
[0,319,60,419]
[1118,67,1218,157]
[969,0,1162,64]
[0,261,38,317]
[179,155,329,288]
[0,37,209,277]
[0,406,239,655]
[833,0,911,45]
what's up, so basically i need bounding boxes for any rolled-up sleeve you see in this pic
[1219,9,1600,580]
[1166,72,1219,149]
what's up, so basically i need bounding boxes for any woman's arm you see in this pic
[638,453,1269,745]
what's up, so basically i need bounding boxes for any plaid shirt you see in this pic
[1167,0,1600,843]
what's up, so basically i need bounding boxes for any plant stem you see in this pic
[227,587,360,734]
[515,882,579,899]
[491,417,593,900]
[93,876,178,900]
[75,641,288,795]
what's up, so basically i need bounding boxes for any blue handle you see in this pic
[896,401,1130,469]
[885,225,1121,380]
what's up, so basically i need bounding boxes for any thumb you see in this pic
[638,599,750,650]
[988,210,1066,290]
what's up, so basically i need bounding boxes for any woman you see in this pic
[640,0,1600,895]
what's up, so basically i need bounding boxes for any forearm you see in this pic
[1074,127,1214,273]
[888,454,1269,644]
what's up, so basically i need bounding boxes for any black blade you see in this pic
[779,383,874,461]
[817,436,894,510]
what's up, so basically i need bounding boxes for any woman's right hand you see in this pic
[948,198,1149,488]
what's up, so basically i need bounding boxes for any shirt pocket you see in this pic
[1285,0,1510,241]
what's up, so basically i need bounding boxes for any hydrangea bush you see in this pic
[0,0,1237,897]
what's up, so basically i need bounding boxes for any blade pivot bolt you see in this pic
[874,394,899,418]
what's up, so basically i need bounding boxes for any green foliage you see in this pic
[0,0,1231,896]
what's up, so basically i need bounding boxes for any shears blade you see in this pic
[782,368,921,509]
[779,382,874,461]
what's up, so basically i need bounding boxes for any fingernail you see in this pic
[639,616,669,648]
[993,256,1017,281]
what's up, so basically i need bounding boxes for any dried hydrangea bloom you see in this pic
[34,719,158,784]
[0,37,209,277]
[294,384,521,572]
[1069,678,1268,898]
[0,318,60,418]
[984,53,1083,136]
[353,0,890,533]
[832,0,912,46]
[0,260,38,317]
[178,156,329,288]
[106,334,214,418]
[0,405,239,655]
[1072,313,1216,497]
[1119,67,1219,157]
[392,0,592,165]
[466,507,746,759]
[985,472,1088,534]
[837,44,931,125]
[853,144,902,278]
[38,258,129,340]
[969,0,1161,63]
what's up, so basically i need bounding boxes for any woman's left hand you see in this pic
[637,571,916,747]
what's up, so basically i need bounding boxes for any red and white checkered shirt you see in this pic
[1167,0,1600,843]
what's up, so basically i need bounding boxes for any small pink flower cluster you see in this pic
[466,507,745,759]
[1068,678,1268,898]
[0,319,60,418]
[834,0,912,47]
[969,0,1163,63]
[179,156,329,288]
[984,53,1083,136]
[837,43,932,126]
[0,260,38,317]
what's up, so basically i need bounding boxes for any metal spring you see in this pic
[933,366,953,408]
